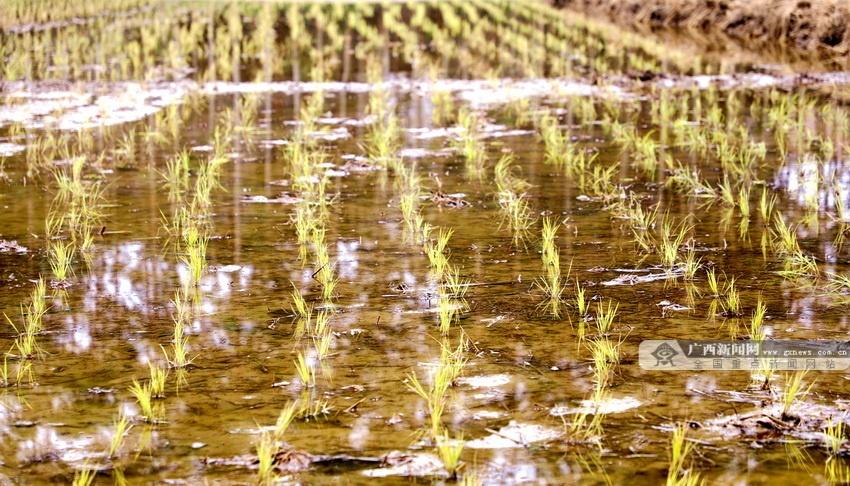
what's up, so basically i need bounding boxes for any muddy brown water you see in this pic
[2,1,850,484]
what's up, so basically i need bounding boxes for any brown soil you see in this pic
[552,0,850,64]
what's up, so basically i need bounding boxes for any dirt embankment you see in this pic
[552,0,850,63]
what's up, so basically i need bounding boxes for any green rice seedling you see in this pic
[823,421,846,456]
[294,351,314,388]
[289,283,311,318]
[780,370,812,419]
[749,298,766,341]
[659,216,692,269]
[48,241,75,283]
[682,248,701,280]
[162,310,192,369]
[738,186,751,219]
[431,89,456,126]
[425,228,453,279]
[274,401,299,440]
[71,466,96,486]
[443,267,470,300]
[825,458,850,485]
[536,218,566,317]
[313,329,333,361]
[108,411,131,458]
[365,115,402,170]
[0,357,8,387]
[722,278,741,316]
[759,188,776,224]
[494,154,530,194]
[574,278,589,316]
[667,423,701,486]
[826,273,850,294]
[30,278,46,318]
[706,267,720,297]
[161,150,190,198]
[538,114,570,166]
[435,431,465,478]
[564,407,605,443]
[588,339,616,391]
[459,471,483,486]
[594,300,618,335]
[148,363,168,399]
[181,226,208,287]
[5,307,42,361]
[585,164,619,200]
[718,177,736,207]
[406,370,447,439]
[498,189,535,245]
[665,162,716,197]
[772,214,802,256]
[455,109,487,178]
[256,432,278,485]
[438,295,459,335]
[298,397,332,421]
[129,380,154,422]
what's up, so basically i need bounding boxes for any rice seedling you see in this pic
[749,297,767,341]
[425,228,453,279]
[435,431,465,478]
[162,295,193,369]
[738,186,751,219]
[666,423,701,486]
[256,432,278,485]
[71,466,96,486]
[823,421,846,456]
[274,401,300,440]
[406,337,466,440]
[722,278,741,316]
[48,241,75,283]
[181,226,208,287]
[443,267,470,300]
[148,363,168,399]
[294,351,314,388]
[535,218,567,317]
[658,216,692,270]
[779,370,812,419]
[5,306,43,361]
[564,407,605,443]
[313,328,334,361]
[437,295,459,335]
[458,471,483,486]
[666,162,716,197]
[108,411,131,458]
[129,379,155,422]
[759,187,776,223]
[497,189,535,245]
[824,457,850,485]
[431,89,456,126]
[574,278,589,316]
[289,283,311,318]
[594,300,618,334]
[161,150,191,198]
[682,248,701,280]
[455,109,487,178]
[706,267,720,297]
[718,177,736,207]
[0,357,8,388]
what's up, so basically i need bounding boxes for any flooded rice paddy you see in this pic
[3,0,850,484]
